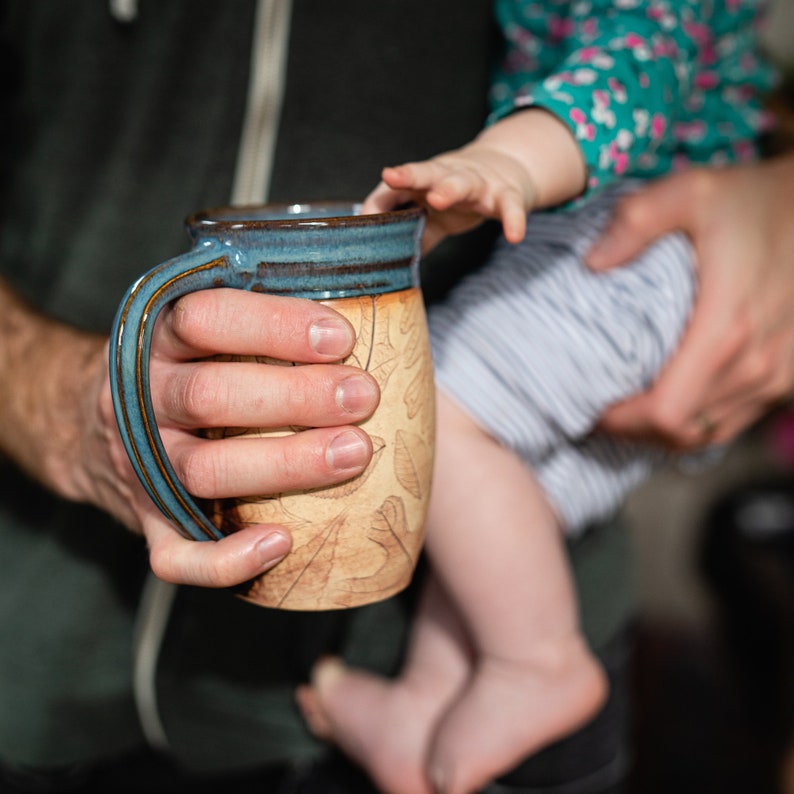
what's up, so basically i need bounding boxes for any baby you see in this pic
[297,0,773,790]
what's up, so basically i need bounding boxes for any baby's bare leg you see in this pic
[299,390,606,794]
[424,391,607,793]
[298,572,471,794]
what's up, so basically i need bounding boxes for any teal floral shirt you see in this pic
[490,0,777,197]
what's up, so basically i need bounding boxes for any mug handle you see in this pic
[110,243,251,541]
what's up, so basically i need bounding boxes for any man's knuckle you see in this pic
[614,199,654,236]
[204,557,235,588]
[181,367,225,423]
[742,352,769,388]
[170,295,202,339]
[147,546,173,583]
[648,400,688,439]
[179,445,221,497]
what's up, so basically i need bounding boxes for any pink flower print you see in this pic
[593,52,616,70]
[600,130,633,176]
[758,109,776,134]
[650,114,667,140]
[505,21,534,52]
[633,108,650,137]
[682,22,711,46]
[615,0,642,10]
[616,34,652,62]
[653,39,678,59]
[733,140,756,162]
[673,120,707,143]
[547,14,575,41]
[607,77,627,103]
[503,49,537,75]
[514,94,538,110]
[739,52,758,72]
[580,18,599,39]
[571,68,598,86]
[615,129,634,149]
[636,151,659,170]
[694,71,719,90]
[577,46,602,63]
[647,3,676,28]
[602,141,629,176]
[613,152,630,175]
[592,91,616,128]
[700,42,718,67]
[570,108,596,142]
[685,91,705,113]
[545,71,574,89]
[646,4,664,20]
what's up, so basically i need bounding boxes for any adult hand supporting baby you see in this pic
[587,158,794,449]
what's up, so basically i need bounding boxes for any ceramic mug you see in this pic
[110,203,434,611]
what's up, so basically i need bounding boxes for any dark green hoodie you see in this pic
[0,0,632,774]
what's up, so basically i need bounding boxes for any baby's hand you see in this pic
[362,143,537,251]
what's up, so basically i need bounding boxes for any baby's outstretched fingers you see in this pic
[360,180,416,215]
[381,160,459,195]
[496,189,530,243]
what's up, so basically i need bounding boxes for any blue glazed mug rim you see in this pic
[187,202,424,231]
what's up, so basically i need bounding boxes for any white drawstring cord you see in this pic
[130,0,292,750]
[109,0,138,23]
[132,575,178,749]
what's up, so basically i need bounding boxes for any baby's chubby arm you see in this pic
[362,108,587,250]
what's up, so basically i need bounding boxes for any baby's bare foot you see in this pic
[296,657,446,794]
[429,634,608,794]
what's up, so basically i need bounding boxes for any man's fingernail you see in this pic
[335,375,378,414]
[326,430,370,470]
[257,532,290,569]
[309,317,353,357]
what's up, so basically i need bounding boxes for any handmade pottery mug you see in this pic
[110,203,434,611]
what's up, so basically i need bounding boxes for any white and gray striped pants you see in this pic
[429,183,697,536]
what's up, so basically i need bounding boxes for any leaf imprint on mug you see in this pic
[368,299,399,390]
[367,495,413,563]
[275,510,349,606]
[394,430,427,500]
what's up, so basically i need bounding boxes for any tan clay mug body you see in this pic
[110,204,434,610]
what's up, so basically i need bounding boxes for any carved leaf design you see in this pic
[267,510,349,607]
[367,300,399,389]
[399,288,420,333]
[394,430,425,500]
[370,496,411,558]
[404,366,428,420]
[403,325,423,369]
[340,297,369,370]
[339,495,414,598]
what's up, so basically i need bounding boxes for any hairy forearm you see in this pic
[0,278,106,499]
